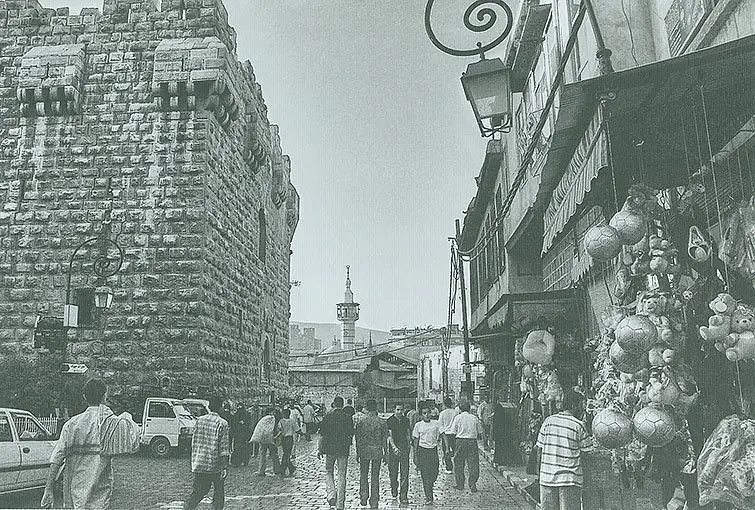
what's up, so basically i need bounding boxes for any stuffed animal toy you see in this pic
[601,306,628,337]
[649,234,674,275]
[628,237,651,276]
[699,293,738,344]
[723,304,755,361]
[637,291,674,343]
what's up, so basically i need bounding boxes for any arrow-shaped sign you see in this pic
[61,363,88,374]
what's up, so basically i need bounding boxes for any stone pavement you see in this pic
[134,436,531,510]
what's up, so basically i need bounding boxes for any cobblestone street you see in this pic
[0,436,532,509]
[110,437,530,510]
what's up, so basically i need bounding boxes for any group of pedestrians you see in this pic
[316,396,485,510]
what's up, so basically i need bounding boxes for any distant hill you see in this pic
[290,321,390,349]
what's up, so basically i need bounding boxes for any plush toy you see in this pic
[628,237,651,276]
[721,196,755,285]
[600,306,628,337]
[522,329,556,365]
[722,304,755,361]
[649,234,674,275]
[637,291,674,343]
[699,293,738,344]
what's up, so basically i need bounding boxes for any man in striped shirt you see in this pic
[536,390,589,510]
[184,396,230,510]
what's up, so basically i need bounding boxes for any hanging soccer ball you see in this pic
[610,210,647,245]
[615,315,658,353]
[592,408,633,448]
[633,406,676,447]
[584,225,623,261]
[609,341,647,373]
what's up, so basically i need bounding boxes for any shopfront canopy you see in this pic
[563,34,755,191]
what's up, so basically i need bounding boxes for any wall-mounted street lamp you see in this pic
[424,0,515,137]
[64,212,124,328]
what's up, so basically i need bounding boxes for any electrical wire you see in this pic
[288,339,431,369]
[620,0,640,66]
[288,328,445,358]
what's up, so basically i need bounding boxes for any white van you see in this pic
[138,398,197,457]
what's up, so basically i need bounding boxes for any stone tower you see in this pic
[0,0,300,400]
[336,266,360,350]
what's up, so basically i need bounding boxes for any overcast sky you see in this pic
[46,0,509,330]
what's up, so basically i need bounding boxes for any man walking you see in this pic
[318,396,354,510]
[41,379,139,509]
[252,407,281,476]
[536,391,590,510]
[449,400,483,492]
[183,396,230,510]
[412,405,441,505]
[302,400,316,441]
[278,408,297,476]
[354,399,387,508]
[386,403,411,505]
[231,402,252,467]
[477,396,494,451]
[438,397,459,474]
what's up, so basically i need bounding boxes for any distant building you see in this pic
[289,324,321,354]
[337,266,361,350]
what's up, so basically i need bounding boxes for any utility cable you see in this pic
[288,328,447,358]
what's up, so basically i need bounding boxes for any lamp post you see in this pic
[424,0,515,138]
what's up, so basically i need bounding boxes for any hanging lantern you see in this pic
[610,210,647,245]
[609,341,647,373]
[522,329,556,365]
[615,315,658,353]
[584,225,623,261]
[633,406,676,447]
[593,408,633,448]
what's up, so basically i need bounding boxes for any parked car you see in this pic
[138,397,200,458]
[0,408,56,495]
[181,398,210,419]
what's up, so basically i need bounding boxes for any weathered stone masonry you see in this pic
[0,0,299,399]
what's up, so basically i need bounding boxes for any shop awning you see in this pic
[542,109,608,253]
[459,139,505,251]
[559,34,755,191]
[506,2,552,93]
[470,288,580,341]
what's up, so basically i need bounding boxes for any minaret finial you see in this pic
[346,265,351,289]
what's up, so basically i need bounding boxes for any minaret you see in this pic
[337,265,361,350]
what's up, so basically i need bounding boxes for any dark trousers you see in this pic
[440,433,455,472]
[231,440,250,466]
[454,438,480,489]
[359,457,381,507]
[258,442,280,475]
[280,436,295,474]
[416,446,439,502]
[184,472,224,510]
[388,448,409,501]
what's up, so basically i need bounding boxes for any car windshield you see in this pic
[173,405,195,420]
[183,402,208,418]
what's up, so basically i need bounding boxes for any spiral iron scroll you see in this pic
[424,0,514,57]
[71,237,125,279]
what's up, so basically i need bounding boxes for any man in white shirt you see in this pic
[477,396,494,450]
[412,405,441,505]
[301,400,315,441]
[437,397,459,474]
[448,400,483,492]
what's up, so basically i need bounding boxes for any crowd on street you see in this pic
[37,378,590,510]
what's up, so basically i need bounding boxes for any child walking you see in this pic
[412,405,441,505]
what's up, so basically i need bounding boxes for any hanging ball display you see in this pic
[609,210,647,245]
[609,341,647,373]
[615,315,658,353]
[593,408,633,449]
[633,406,676,447]
[522,330,556,366]
[584,225,623,261]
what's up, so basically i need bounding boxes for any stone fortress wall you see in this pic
[0,0,299,399]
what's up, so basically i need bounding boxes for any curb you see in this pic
[480,447,538,509]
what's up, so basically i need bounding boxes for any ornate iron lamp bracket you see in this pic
[424,0,514,58]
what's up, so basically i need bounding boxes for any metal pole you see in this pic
[455,219,473,403]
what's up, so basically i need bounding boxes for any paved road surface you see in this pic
[1,436,531,509]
